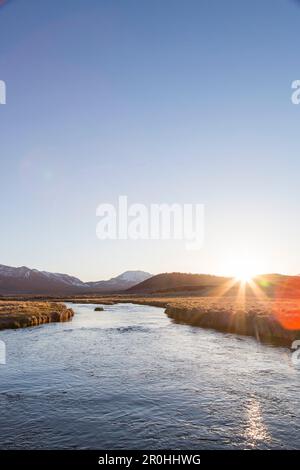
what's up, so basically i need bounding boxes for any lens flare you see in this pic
[274,277,300,330]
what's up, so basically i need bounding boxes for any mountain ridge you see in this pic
[0,264,152,295]
[125,271,300,297]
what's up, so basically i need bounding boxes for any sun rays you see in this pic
[212,266,300,333]
[213,266,269,307]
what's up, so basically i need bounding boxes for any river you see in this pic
[0,303,299,449]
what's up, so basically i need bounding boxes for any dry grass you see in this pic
[1,295,300,346]
[163,297,300,346]
[54,294,300,347]
[0,301,74,330]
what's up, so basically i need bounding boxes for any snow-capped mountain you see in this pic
[0,264,152,295]
[85,270,152,292]
[114,271,152,283]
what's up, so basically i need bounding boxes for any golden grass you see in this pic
[55,294,300,347]
[1,295,300,346]
[0,301,74,330]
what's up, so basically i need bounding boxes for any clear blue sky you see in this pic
[1,0,300,280]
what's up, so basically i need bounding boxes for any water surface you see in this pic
[0,303,299,449]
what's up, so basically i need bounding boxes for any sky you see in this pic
[0,0,300,281]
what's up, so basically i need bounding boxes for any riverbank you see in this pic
[164,298,300,347]
[0,301,74,330]
[1,295,299,347]
[53,295,300,347]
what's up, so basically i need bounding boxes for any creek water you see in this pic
[0,303,299,449]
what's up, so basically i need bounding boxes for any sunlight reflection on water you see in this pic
[244,398,271,447]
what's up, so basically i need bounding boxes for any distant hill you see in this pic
[126,272,230,294]
[126,272,300,298]
[0,264,152,295]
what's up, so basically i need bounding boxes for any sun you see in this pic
[219,253,265,285]
[234,269,254,283]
